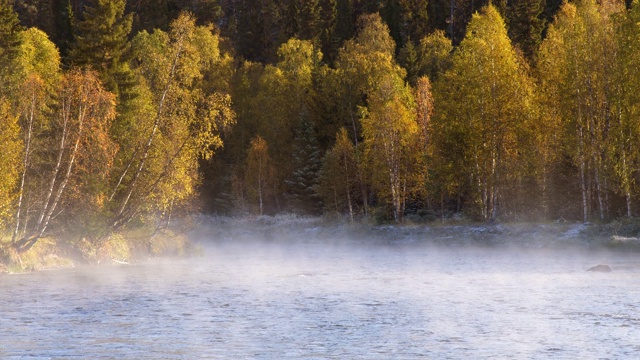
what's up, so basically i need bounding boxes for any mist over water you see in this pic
[2,222,640,359]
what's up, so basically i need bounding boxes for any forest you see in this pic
[1,0,640,255]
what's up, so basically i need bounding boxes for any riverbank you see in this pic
[2,215,640,273]
[192,215,640,249]
[0,225,197,274]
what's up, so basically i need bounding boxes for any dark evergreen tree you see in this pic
[282,0,322,43]
[127,0,174,33]
[0,0,23,94]
[383,0,429,49]
[13,0,54,34]
[184,0,223,26]
[319,0,338,62]
[69,0,133,90]
[428,0,491,44]
[49,0,74,58]
[398,38,419,85]
[506,0,545,62]
[222,0,282,62]
[543,0,561,26]
[286,116,323,214]
[0,0,22,60]
[69,0,133,74]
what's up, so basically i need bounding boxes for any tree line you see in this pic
[1,0,640,253]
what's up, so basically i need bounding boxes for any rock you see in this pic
[587,264,612,272]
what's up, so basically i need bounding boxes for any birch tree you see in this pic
[361,73,420,222]
[0,98,21,227]
[318,128,357,220]
[610,0,640,217]
[110,12,234,229]
[538,0,621,222]
[15,69,116,251]
[244,136,274,215]
[434,4,537,221]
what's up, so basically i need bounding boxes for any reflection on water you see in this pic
[1,243,640,359]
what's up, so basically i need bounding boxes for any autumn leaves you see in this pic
[1,6,233,251]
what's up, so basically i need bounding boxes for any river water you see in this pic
[1,240,639,359]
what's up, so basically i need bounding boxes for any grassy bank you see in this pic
[0,225,196,274]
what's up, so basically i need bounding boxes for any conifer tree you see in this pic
[286,117,323,214]
[383,0,429,48]
[69,0,133,94]
[398,39,420,86]
[282,0,322,43]
[506,0,545,62]
[0,0,24,94]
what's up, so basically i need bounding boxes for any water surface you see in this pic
[1,241,639,359]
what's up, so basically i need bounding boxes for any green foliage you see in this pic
[17,28,61,89]
[538,0,622,221]
[69,0,133,90]
[417,29,452,82]
[285,117,323,214]
[0,0,22,59]
[434,4,538,221]
[0,98,22,224]
[318,128,358,218]
[506,0,545,62]
[111,12,235,229]
[0,0,24,95]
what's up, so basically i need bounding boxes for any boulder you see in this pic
[587,264,612,272]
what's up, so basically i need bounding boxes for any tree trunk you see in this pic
[112,33,187,228]
[12,91,36,244]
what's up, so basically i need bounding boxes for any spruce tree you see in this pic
[282,0,322,43]
[0,0,24,94]
[69,0,133,93]
[506,0,545,62]
[286,117,323,214]
[398,39,419,86]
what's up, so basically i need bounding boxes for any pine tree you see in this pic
[282,0,322,43]
[286,117,323,214]
[69,0,133,93]
[506,0,545,62]
[398,38,419,86]
[0,0,24,94]
[383,0,429,49]
[319,0,338,62]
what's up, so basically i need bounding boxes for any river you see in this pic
[1,238,639,359]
